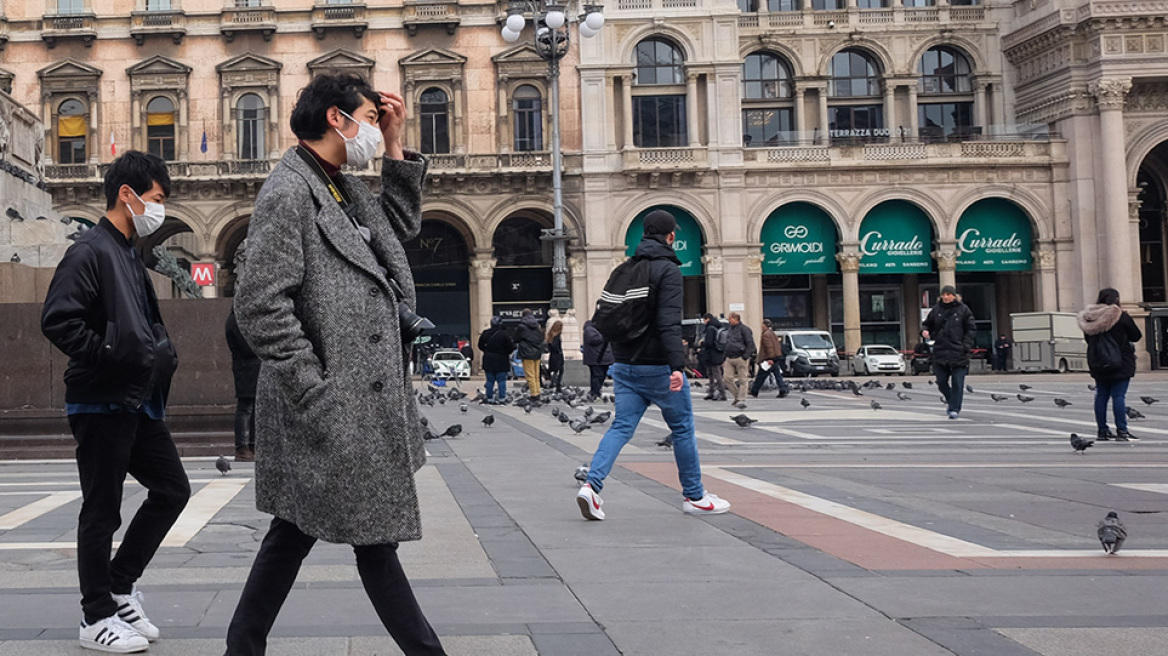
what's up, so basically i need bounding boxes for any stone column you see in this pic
[973,79,988,132]
[622,75,635,148]
[470,253,496,330]
[177,90,189,161]
[566,255,588,358]
[882,78,896,138]
[267,85,280,159]
[907,84,919,140]
[703,253,725,316]
[221,88,234,160]
[686,72,700,147]
[836,250,862,356]
[452,78,465,155]
[817,85,830,144]
[497,76,510,153]
[744,253,763,327]
[1032,247,1057,312]
[1091,77,1134,301]
[793,86,806,138]
[933,246,958,291]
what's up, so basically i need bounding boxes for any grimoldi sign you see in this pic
[857,200,933,273]
[760,202,838,275]
[955,198,1033,272]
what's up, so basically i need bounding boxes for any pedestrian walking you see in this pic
[459,339,475,375]
[226,73,445,656]
[41,151,191,653]
[922,285,976,419]
[515,309,545,401]
[576,209,730,520]
[225,305,259,462]
[546,319,564,392]
[698,313,726,401]
[993,333,1012,372]
[581,319,614,400]
[749,319,790,398]
[479,316,514,404]
[1078,288,1143,441]
[722,312,756,406]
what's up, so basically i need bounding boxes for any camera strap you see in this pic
[295,145,371,243]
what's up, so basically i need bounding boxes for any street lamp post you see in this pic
[501,1,605,312]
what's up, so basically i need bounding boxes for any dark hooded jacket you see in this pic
[700,320,726,366]
[922,299,976,367]
[515,313,545,360]
[1077,303,1142,380]
[582,320,614,367]
[478,325,515,374]
[612,234,686,371]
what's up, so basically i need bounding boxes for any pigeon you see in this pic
[800,397,811,409]
[482,414,495,427]
[1097,511,1127,554]
[735,402,748,410]
[216,455,231,475]
[555,413,568,424]
[583,406,595,418]
[9,253,19,263]
[459,403,468,413]
[420,416,429,427]
[1088,383,1096,392]
[524,404,534,414]
[870,400,882,411]
[991,394,1009,402]
[569,419,591,433]
[1127,407,1146,420]
[1070,433,1094,454]
[1141,396,1159,406]
[442,424,462,438]
[574,466,590,484]
[1018,394,1034,403]
[886,383,895,391]
[902,382,913,389]
[896,392,912,401]
[692,381,702,389]
[1019,384,1032,391]
[1053,398,1072,409]
[965,384,974,394]
[730,414,758,427]
[656,436,673,449]
[589,410,612,425]
[550,406,561,417]
[852,387,863,396]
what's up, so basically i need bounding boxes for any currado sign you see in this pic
[760,202,838,274]
[857,200,933,273]
[625,206,705,277]
[955,198,1033,271]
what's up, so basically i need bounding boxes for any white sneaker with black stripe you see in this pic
[79,615,149,653]
[111,588,159,641]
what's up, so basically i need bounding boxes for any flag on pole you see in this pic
[110,130,116,157]
[201,130,208,154]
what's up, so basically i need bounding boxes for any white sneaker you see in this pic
[683,493,731,515]
[79,615,149,653]
[111,588,159,642]
[576,484,605,520]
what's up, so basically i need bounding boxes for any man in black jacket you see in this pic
[515,309,545,401]
[722,312,756,407]
[922,285,977,419]
[576,210,730,520]
[41,151,191,653]
[698,313,726,401]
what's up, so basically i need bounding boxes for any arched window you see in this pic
[632,38,687,148]
[741,52,794,147]
[419,87,450,155]
[57,98,87,164]
[236,93,266,161]
[828,49,885,143]
[917,46,975,141]
[146,96,176,161]
[512,85,543,152]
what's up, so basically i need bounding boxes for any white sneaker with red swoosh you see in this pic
[576,484,605,520]
[683,493,730,515]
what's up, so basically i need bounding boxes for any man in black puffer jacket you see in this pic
[576,210,730,520]
[922,285,977,419]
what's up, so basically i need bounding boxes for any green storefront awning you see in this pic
[858,200,933,273]
[760,202,839,275]
[625,206,704,277]
[956,198,1033,271]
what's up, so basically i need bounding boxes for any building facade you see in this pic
[2,0,1166,365]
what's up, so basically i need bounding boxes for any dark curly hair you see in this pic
[289,73,380,141]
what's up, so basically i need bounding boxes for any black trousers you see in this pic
[225,517,446,656]
[749,362,789,396]
[587,364,608,397]
[69,412,191,624]
[234,398,255,450]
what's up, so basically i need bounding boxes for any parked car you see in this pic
[427,349,471,380]
[852,344,907,376]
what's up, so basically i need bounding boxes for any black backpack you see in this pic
[1087,330,1123,375]
[592,257,654,344]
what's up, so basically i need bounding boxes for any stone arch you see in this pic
[619,25,699,64]
[419,209,478,255]
[740,41,804,78]
[948,186,1053,243]
[1126,120,1168,188]
[818,41,894,78]
[907,37,988,77]
[207,200,255,246]
[422,198,486,250]
[613,192,719,246]
[482,195,584,246]
[54,204,105,226]
[850,189,945,242]
[746,191,848,244]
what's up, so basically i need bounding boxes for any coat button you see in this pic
[369,287,379,297]
[370,334,382,343]
[372,381,384,392]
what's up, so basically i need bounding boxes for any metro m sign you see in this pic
[191,263,216,286]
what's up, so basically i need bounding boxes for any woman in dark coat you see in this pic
[581,319,613,400]
[478,316,514,404]
[546,320,564,392]
[1078,288,1143,441]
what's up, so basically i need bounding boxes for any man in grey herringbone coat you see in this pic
[226,74,445,656]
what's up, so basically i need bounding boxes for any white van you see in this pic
[774,329,841,377]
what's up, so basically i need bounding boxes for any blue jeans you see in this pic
[586,364,705,501]
[484,370,507,401]
[932,362,967,413]
[1094,377,1130,433]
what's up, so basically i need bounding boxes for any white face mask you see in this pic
[336,109,382,168]
[129,189,166,237]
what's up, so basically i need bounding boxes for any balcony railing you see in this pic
[220,6,276,42]
[130,9,187,44]
[621,147,709,170]
[741,138,1054,168]
[41,12,97,48]
[737,4,984,32]
[402,0,460,35]
[45,159,276,182]
[311,2,367,38]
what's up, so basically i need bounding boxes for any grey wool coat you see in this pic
[234,148,429,545]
